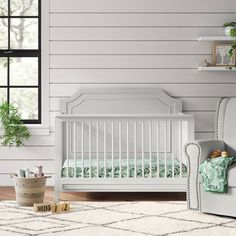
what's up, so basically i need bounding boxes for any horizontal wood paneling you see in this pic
[50,41,211,55]
[50,13,236,27]
[0,147,54,159]
[49,84,236,98]
[50,0,236,13]
[50,55,211,69]
[50,27,224,41]
[50,69,236,84]
[186,112,215,132]
[0,160,54,173]
[23,135,55,146]
[182,98,219,111]
[50,97,219,112]
[0,135,55,147]
[50,98,67,111]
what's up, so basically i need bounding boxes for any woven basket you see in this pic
[13,176,49,206]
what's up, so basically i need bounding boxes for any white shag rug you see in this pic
[0,201,236,236]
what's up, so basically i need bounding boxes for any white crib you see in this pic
[54,88,194,200]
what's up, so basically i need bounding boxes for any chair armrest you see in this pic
[184,139,225,210]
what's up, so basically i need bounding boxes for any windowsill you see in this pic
[0,125,50,136]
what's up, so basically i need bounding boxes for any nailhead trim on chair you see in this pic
[184,142,201,210]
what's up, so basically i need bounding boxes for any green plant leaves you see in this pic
[0,102,30,147]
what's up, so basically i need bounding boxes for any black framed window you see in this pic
[0,0,41,124]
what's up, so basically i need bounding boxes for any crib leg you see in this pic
[54,182,60,202]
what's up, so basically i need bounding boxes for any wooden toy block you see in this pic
[51,202,61,214]
[60,201,70,211]
[33,202,51,212]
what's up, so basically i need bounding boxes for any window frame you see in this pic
[0,0,41,124]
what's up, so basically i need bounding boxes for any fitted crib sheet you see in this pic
[61,156,187,178]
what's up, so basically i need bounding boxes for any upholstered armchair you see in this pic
[184,98,236,217]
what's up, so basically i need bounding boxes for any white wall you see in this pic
[1,0,236,186]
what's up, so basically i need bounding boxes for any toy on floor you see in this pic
[33,201,71,213]
[210,150,231,158]
[33,202,51,212]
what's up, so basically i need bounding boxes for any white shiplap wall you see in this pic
[1,0,236,186]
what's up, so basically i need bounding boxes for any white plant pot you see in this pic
[224,26,234,37]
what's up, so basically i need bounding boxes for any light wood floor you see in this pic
[0,187,186,201]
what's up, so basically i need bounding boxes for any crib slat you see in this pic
[164,121,167,178]
[126,121,129,178]
[141,121,144,178]
[104,122,107,178]
[156,121,160,178]
[66,122,69,178]
[89,121,92,178]
[119,121,122,178]
[111,121,114,178]
[149,121,152,178]
[134,121,137,178]
[172,121,175,178]
[81,121,84,178]
[179,121,183,178]
[96,122,99,178]
[73,122,76,178]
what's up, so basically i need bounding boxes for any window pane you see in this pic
[0,19,8,49]
[10,88,38,120]
[10,57,38,85]
[10,18,38,49]
[0,0,8,16]
[11,0,38,16]
[0,88,7,103]
[0,58,7,85]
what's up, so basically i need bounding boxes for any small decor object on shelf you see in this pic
[204,59,212,67]
[213,43,236,67]
[0,102,30,147]
[223,22,236,61]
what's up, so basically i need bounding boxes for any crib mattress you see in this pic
[61,157,187,178]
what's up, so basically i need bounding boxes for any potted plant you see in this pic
[0,101,30,147]
[223,22,236,37]
[223,22,236,69]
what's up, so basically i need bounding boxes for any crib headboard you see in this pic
[60,87,182,115]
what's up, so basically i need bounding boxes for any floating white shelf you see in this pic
[198,36,234,41]
[198,67,236,71]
